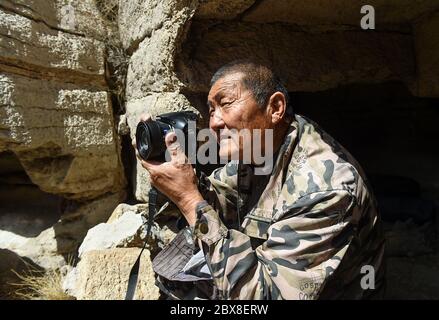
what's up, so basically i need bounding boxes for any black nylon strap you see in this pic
[125,156,200,299]
[125,187,158,300]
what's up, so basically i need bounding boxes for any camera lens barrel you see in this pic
[135,111,198,162]
[136,120,168,161]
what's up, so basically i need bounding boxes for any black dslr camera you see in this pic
[135,111,198,162]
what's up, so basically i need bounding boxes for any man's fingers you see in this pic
[140,160,169,187]
[165,132,178,149]
[165,132,186,164]
[140,159,161,170]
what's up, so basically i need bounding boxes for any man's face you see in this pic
[207,72,272,161]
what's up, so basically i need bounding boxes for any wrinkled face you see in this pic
[207,72,273,161]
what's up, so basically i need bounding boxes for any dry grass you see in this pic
[10,269,73,300]
[8,258,75,300]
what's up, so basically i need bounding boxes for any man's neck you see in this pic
[273,119,292,154]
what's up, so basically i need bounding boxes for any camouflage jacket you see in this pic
[192,114,386,300]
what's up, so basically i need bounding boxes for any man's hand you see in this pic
[132,114,204,226]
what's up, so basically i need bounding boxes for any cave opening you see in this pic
[292,81,439,206]
[0,151,64,238]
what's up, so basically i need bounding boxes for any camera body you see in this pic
[135,111,198,162]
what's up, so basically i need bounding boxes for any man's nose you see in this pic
[209,109,225,132]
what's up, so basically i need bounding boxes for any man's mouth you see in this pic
[218,132,232,143]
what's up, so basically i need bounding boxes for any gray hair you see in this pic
[210,60,293,116]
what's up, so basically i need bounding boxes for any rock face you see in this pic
[119,0,197,52]
[52,192,126,254]
[0,73,124,199]
[0,0,110,40]
[0,9,105,81]
[0,6,125,199]
[63,248,159,300]
[0,0,126,272]
[177,21,415,93]
[195,0,255,20]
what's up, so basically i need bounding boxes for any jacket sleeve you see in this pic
[193,189,357,299]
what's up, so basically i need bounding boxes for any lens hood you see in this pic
[136,120,166,161]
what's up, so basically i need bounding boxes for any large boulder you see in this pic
[0,4,126,200]
[78,203,177,257]
[0,73,125,199]
[63,248,160,300]
[63,202,178,300]
[53,192,127,254]
[0,228,66,270]
[78,211,146,257]
[0,192,125,269]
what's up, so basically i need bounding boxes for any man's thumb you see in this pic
[165,131,178,148]
[164,131,186,163]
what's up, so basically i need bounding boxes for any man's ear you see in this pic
[267,92,287,125]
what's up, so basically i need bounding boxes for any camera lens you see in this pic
[135,122,150,160]
[136,120,170,161]
[135,112,197,162]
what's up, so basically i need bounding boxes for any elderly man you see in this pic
[133,60,385,300]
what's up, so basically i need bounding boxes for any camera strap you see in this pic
[125,187,167,300]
